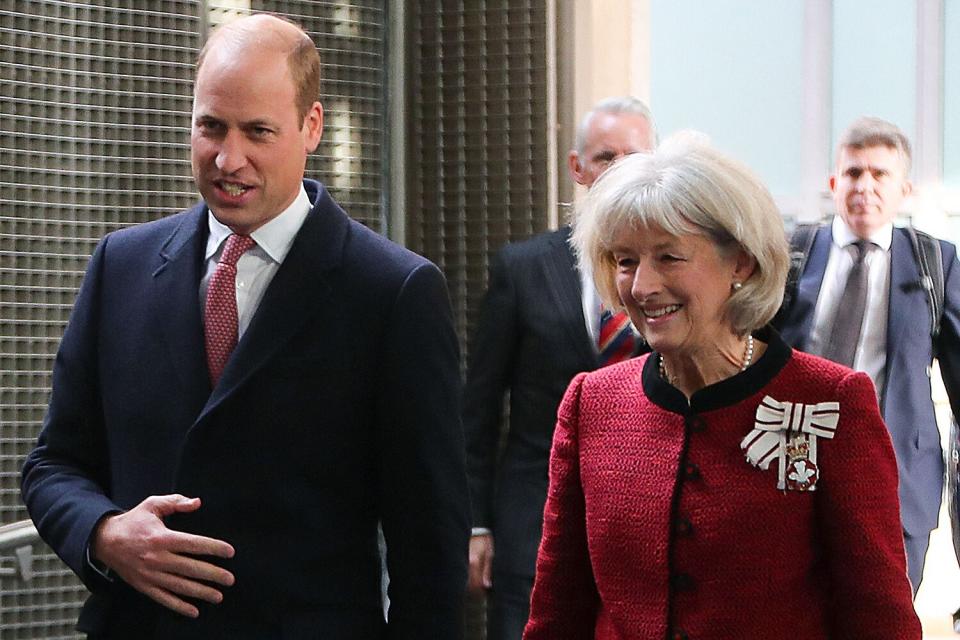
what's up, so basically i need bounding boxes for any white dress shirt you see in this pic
[580,264,603,350]
[808,216,892,394]
[200,185,312,335]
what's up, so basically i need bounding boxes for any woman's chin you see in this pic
[646,337,674,355]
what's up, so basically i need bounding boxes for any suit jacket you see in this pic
[463,226,607,578]
[21,180,470,639]
[776,224,960,537]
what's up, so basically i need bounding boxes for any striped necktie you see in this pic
[598,306,637,367]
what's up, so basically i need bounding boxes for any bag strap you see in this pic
[779,223,820,317]
[906,226,945,341]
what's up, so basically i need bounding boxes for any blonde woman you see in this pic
[523,134,919,639]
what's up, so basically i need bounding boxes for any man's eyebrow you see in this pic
[241,119,277,128]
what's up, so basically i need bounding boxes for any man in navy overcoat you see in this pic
[21,14,469,639]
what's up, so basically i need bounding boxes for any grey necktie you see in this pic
[821,240,875,368]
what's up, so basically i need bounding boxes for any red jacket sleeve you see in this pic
[523,372,600,639]
[816,370,921,638]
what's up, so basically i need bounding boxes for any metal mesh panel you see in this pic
[1,2,202,635]
[405,6,550,637]
[1,1,386,636]
[406,0,551,369]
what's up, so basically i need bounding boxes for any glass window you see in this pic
[944,0,960,188]
[650,0,804,199]
[832,0,916,153]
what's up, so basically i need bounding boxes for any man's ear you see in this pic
[302,101,324,153]
[568,150,587,186]
[828,174,837,194]
[901,178,913,198]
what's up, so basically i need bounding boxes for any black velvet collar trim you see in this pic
[641,326,793,415]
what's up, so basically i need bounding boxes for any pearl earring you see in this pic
[732,282,743,291]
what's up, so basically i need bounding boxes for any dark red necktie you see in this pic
[205,234,255,385]
[598,305,637,367]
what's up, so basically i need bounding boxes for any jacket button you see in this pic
[686,414,706,433]
[675,516,694,536]
[684,462,700,480]
[670,628,690,640]
[670,573,696,592]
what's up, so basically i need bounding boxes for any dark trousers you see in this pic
[904,529,931,597]
[487,571,534,640]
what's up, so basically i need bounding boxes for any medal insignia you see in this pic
[741,396,838,491]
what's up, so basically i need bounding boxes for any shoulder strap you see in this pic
[906,226,945,340]
[780,223,820,314]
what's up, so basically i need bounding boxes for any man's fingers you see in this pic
[467,535,495,594]
[163,551,235,588]
[153,569,227,605]
[481,552,493,589]
[142,585,200,619]
[123,552,232,618]
[467,562,485,594]
[167,530,235,560]
[131,554,232,617]
[144,494,202,518]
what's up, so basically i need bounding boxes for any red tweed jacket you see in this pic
[523,331,920,640]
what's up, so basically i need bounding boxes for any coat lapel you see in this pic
[198,181,345,420]
[153,206,210,408]
[542,226,596,367]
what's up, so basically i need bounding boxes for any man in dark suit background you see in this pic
[463,96,656,639]
[21,14,469,639]
[776,116,960,595]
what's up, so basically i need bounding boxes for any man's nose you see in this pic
[215,132,248,174]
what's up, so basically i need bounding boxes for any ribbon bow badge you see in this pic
[740,395,839,491]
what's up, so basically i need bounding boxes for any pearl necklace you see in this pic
[659,334,755,383]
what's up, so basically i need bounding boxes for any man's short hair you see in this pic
[196,14,320,123]
[286,32,321,123]
[575,96,657,156]
[838,116,912,175]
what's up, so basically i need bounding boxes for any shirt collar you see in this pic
[205,183,312,263]
[831,215,893,251]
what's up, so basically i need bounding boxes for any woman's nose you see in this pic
[630,265,660,301]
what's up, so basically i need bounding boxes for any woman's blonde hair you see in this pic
[572,132,790,335]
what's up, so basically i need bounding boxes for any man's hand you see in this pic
[91,494,235,618]
[467,533,494,595]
